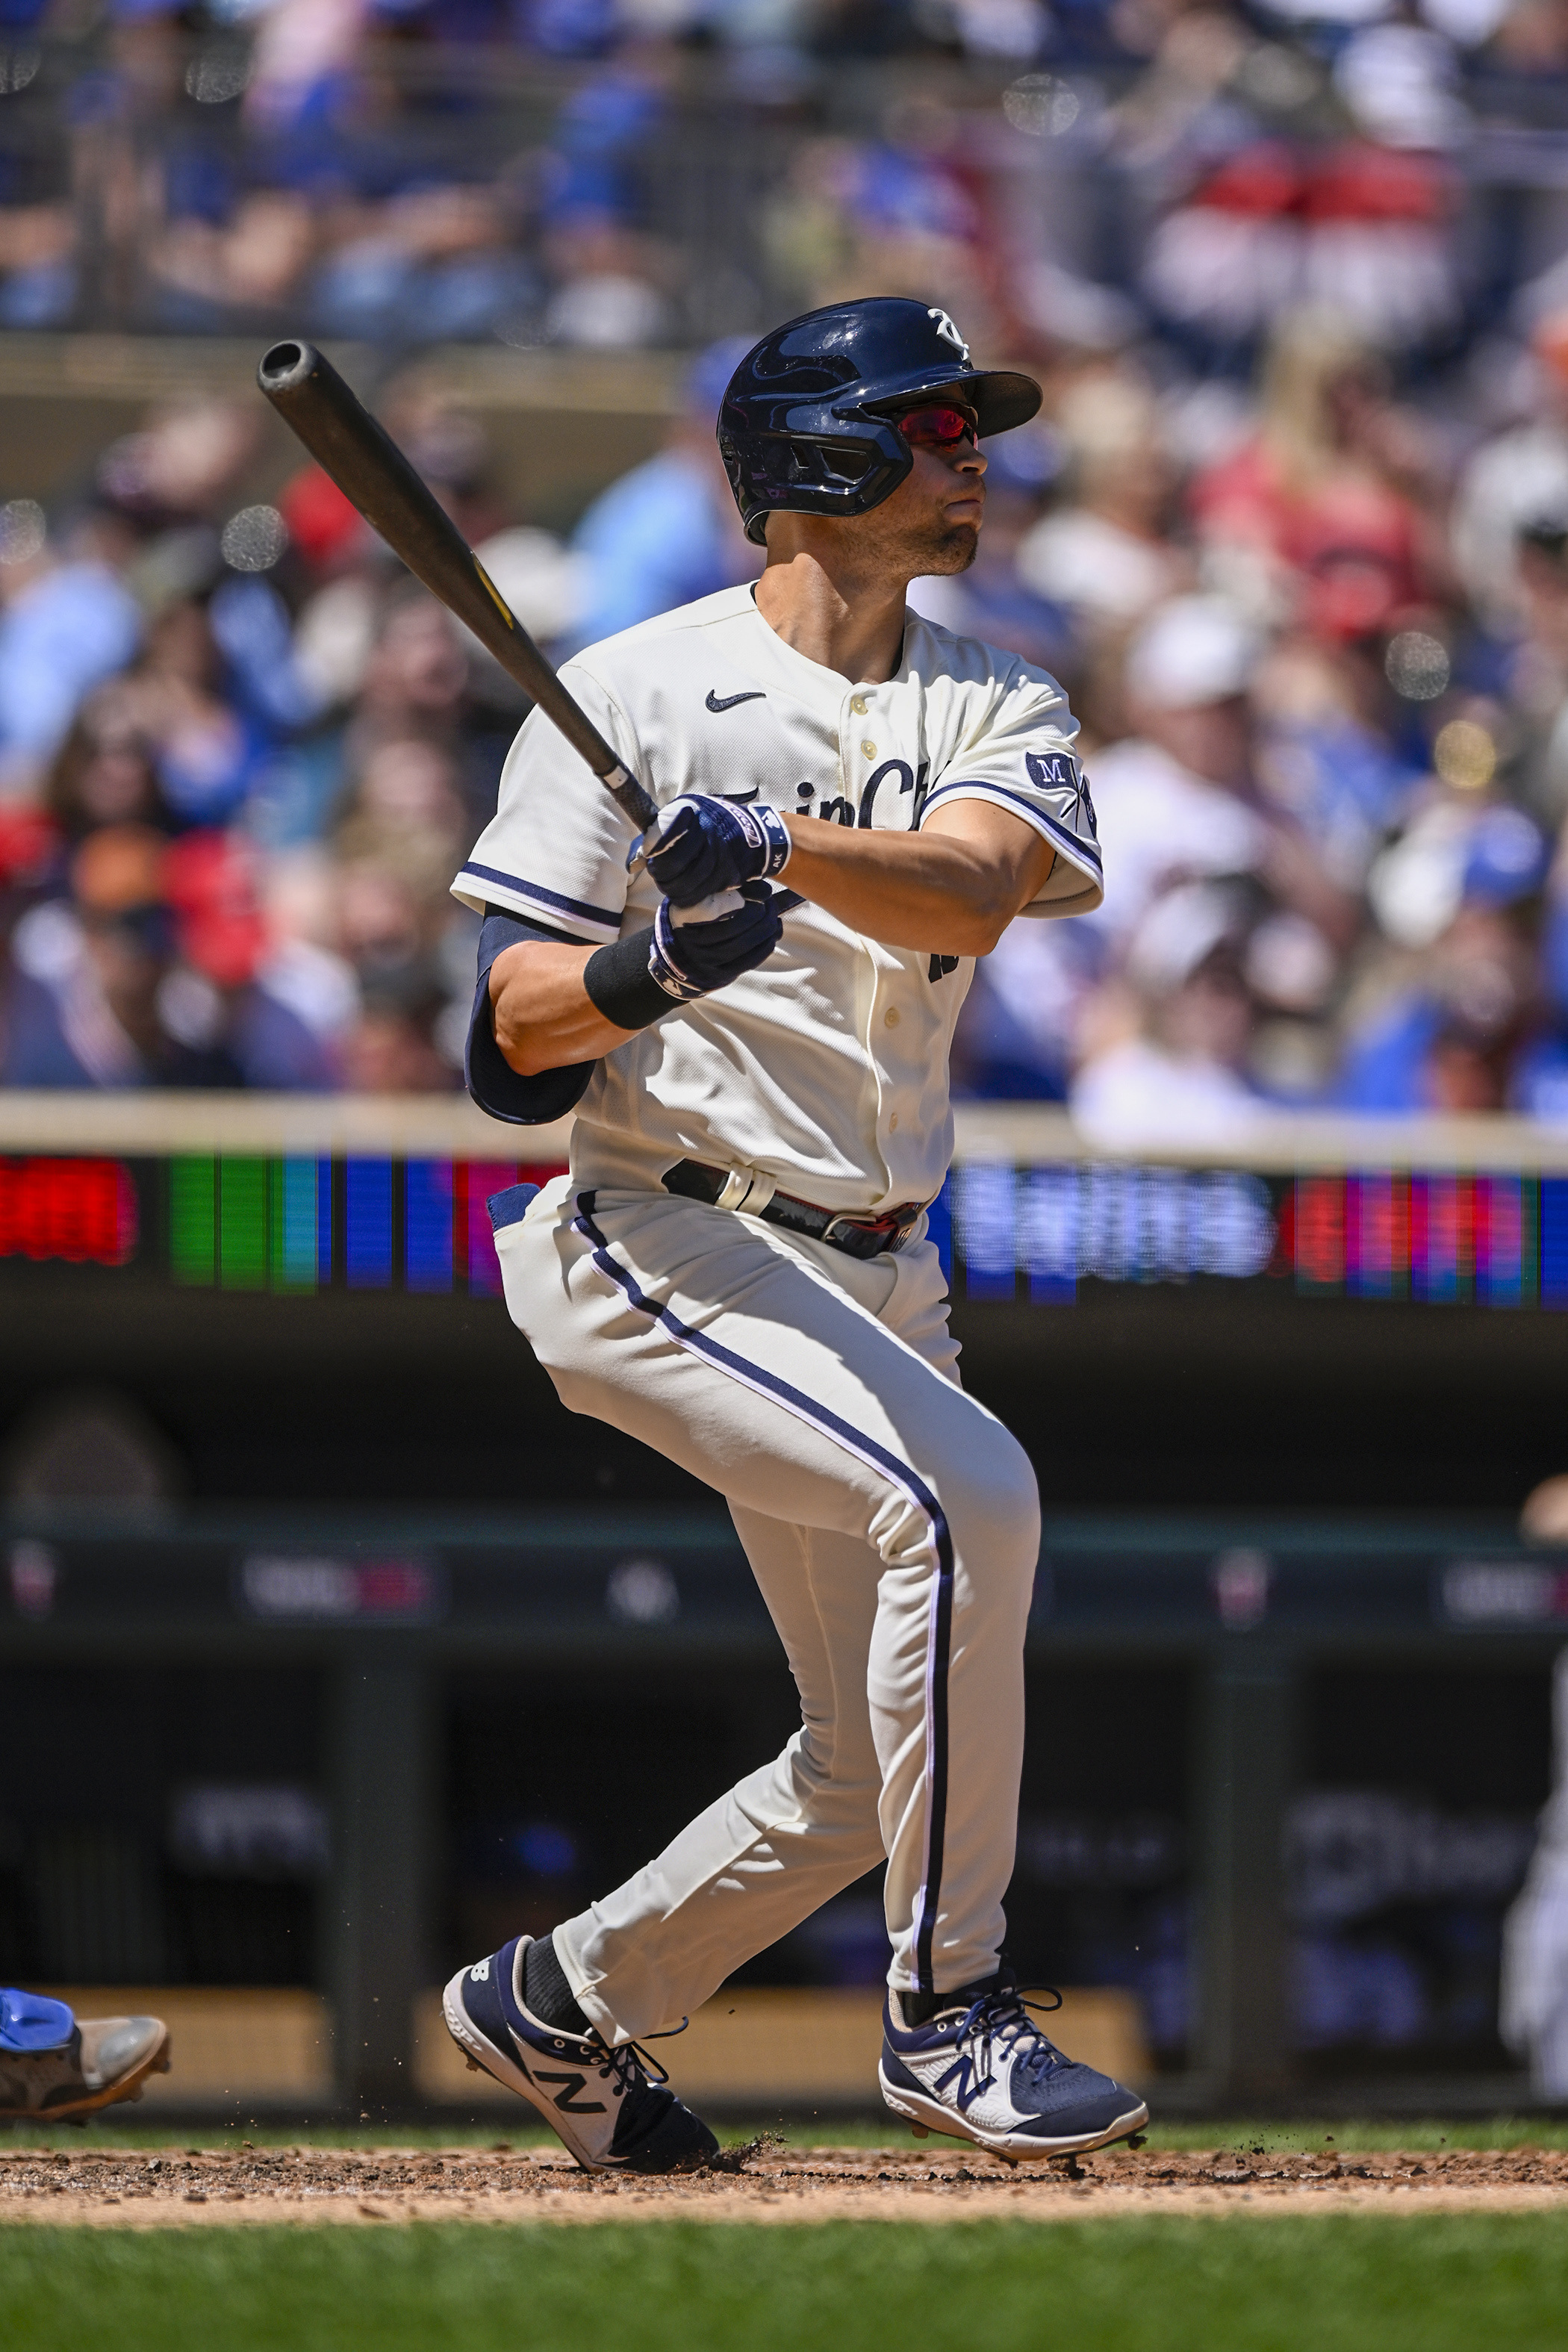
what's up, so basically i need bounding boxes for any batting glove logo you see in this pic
[644,792,791,906]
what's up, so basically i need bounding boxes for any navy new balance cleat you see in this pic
[879,1970,1148,2161]
[442,1935,718,2173]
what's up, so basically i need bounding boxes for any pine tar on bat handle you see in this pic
[256,338,659,836]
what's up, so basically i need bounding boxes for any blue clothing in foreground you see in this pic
[0,563,141,762]
[1334,995,1440,1113]
[0,1988,73,2052]
[569,449,741,648]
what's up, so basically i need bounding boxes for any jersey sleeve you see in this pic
[451,665,643,943]
[918,665,1104,919]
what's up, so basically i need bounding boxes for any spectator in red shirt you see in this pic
[1192,306,1449,646]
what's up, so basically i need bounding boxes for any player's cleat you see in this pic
[879,1970,1148,2160]
[0,2014,171,2121]
[442,1936,719,2173]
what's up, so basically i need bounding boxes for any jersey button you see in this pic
[850,695,868,715]
[889,1113,900,1130]
[860,740,877,759]
[883,1007,900,1028]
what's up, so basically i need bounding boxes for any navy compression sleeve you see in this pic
[464,906,597,1126]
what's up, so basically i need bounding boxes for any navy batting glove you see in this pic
[644,793,791,907]
[648,881,783,1002]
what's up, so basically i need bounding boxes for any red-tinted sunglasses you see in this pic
[897,405,979,451]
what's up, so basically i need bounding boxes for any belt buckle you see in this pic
[889,1203,923,1252]
[821,1205,920,1260]
[819,1212,878,1257]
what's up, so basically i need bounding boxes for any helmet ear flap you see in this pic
[721,414,914,545]
[784,436,874,487]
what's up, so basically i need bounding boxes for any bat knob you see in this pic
[258,339,320,395]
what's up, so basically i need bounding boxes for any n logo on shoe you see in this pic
[535,2069,606,2115]
[934,2053,987,2112]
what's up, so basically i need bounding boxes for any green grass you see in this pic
[5,2115,1568,2155]
[3,2217,1567,2352]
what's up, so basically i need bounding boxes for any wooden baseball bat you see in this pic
[256,339,658,836]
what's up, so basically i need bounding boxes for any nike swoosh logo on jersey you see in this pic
[706,688,766,712]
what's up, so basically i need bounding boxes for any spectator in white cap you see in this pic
[1070,878,1264,1148]
[1086,594,1356,958]
[1016,373,1189,637]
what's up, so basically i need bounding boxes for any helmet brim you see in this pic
[852,364,1042,440]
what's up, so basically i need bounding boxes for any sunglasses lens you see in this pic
[897,406,976,449]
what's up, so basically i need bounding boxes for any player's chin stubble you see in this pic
[871,507,980,581]
[831,469,981,582]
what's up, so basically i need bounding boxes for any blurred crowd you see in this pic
[9,295,1568,1117]
[0,0,1566,352]
[951,298,1568,1138]
[4,9,1568,1107]
[0,382,547,1090]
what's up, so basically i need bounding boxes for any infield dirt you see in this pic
[3,2141,1568,2225]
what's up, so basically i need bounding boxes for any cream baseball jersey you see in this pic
[452,582,1102,1214]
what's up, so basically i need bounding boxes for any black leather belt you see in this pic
[662,1159,925,1260]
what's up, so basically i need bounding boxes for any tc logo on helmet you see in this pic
[928,309,970,361]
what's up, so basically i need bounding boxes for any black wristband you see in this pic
[584,927,676,1031]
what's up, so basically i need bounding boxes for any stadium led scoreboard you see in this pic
[3,1100,1568,1311]
[0,1148,562,1298]
[946,1160,1558,1310]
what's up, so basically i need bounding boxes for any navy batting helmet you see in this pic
[717,297,1042,548]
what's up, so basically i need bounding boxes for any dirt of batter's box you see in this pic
[3,2142,1568,2225]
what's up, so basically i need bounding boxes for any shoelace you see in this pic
[946,1983,1065,2102]
[590,2015,689,2102]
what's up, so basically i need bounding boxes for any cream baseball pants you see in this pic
[495,1177,1040,2045]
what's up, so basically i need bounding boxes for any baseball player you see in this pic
[443,297,1147,2170]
